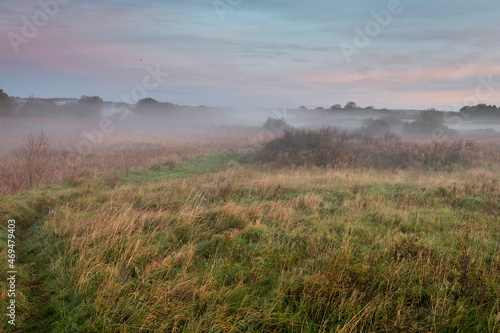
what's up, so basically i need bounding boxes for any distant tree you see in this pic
[160,101,178,109]
[344,101,358,109]
[330,104,342,110]
[263,117,292,133]
[0,89,16,116]
[315,107,324,110]
[415,108,444,127]
[404,108,447,134]
[135,98,177,114]
[361,118,391,137]
[19,95,58,117]
[365,105,375,110]
[460,104,499,117]
[136,97,159,109]
[76,95,103,118]
[79,95,103,105]
[298,106,308,111]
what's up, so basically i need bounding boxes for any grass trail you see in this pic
[0,188,63,332]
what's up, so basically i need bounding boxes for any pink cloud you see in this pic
[359,88,498,109]
[298,63,500,90]
[2,30,142,80]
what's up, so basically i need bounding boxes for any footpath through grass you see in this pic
[0,149,499,332]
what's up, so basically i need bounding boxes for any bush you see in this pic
[23,131,51,188]
[404,109,449,135]
[360,118,392,137]
[248,128,350,167]
[262,117,292,133]
[245,128,500,170]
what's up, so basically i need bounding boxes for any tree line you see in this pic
[0,90,104,119]
[1,89,499,119]
[0,90,182,118]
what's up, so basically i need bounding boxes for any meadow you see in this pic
[0,126,499,332]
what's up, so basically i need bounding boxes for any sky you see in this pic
[1,0,500,110]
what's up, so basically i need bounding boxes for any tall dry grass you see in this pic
[22,161,500,331]
[1,128,499,331]
[0,126,271,195]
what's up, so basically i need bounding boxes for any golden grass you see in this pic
[15,160,495,332]
[1,126,499,331]
[0,125,271,195]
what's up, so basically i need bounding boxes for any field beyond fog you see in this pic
[1,119,500,332]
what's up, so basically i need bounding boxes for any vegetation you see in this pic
[460,104,500,117]
[19,96,54,117]
[344,101,358,109]
[360,118,392,137]
[1,142,499,332]
[0,89,17,116]
[262,117,292,133]
[135,98,178,114]
[23,131,50,188]
[0,124,500,332]
[75,95,104,118]
[136,97,159,111]
[0,127,266,196]
[404,109,454,135]
[247,128,500,170]
[16,95,104,118]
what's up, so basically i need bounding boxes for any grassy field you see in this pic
[0,120,271,195]
[1,138,499,332]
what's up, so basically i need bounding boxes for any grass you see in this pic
[0,125,266,195]
[125,150,247,184]
[1,144,499,332]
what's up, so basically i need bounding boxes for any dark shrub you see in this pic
[360,118,392,137]
[262,117,292,133]
[245,128,500,170]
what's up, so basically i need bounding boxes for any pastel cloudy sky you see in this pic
[1,0,499,109]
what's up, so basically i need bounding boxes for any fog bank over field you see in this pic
[2,94,500,150]
[102,103,500,137]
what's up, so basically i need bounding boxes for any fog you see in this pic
[2,99,500,155]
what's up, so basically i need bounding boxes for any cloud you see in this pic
[1,0,500,109]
